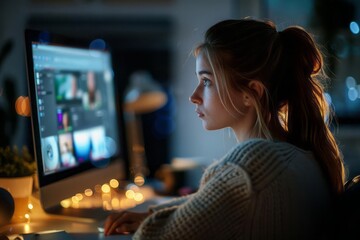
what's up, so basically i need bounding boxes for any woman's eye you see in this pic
[203,78,211,87]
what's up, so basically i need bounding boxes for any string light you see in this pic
[24,213,30,223]
[28,203,33,210]
[60,199,71,208]
[125,190,135,199]
[134,192,144,202]
[75,193,83,201]
[109,179,119,188]
[58,180,152,211]
[101,184,111,193]
[84,188,93,197]
[134,175,145,186]
[72,196,79,203]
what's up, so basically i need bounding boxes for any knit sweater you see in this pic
[133,139,335,240]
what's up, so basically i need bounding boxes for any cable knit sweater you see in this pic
[133,139,335,240]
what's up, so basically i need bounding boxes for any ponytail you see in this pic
[269,26,345,195]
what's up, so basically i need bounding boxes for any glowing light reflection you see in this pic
[346,76,356,89]
[348,87,358,101]
[76,193,83,201]
[125,190,135,199]
[60,199,71,208]
[350,21,360,34]
[28,203,33,210]
[134,193,144,202]
[24,223,30,233]
[109,179,119,188]
[84,188,93,197]
[101,184,111,193]
[134,176,145,186]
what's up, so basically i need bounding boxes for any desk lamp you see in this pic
[123,71,167,186]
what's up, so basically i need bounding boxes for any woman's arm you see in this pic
[149,193,195,212]
[133,163,252,240]
[104,189,195,235]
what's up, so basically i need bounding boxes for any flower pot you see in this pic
[0,176,33,223]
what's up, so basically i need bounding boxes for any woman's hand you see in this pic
[104,211,150,236]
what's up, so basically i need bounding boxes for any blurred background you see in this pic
[1,0,360,193]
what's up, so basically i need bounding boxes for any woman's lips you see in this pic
[195,109,204,117]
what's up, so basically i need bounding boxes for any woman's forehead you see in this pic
[196,52,211,72]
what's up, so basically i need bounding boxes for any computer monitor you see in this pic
[24,29,128,216]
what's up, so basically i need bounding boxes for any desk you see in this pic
[0,193,172,240]
[0,195,130,239]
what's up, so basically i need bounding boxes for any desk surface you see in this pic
[0,194,172,240]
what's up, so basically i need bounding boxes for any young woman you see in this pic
[104,18,345,239]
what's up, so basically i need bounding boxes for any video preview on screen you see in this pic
[31,43,119,175]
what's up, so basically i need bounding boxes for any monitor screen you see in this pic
[25,29,128,212]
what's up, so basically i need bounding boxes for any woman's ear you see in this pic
[242,80,264,107]
[248,80,264,100]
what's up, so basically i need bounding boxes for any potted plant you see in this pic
[0,146,36,178]
[0,145,36,223]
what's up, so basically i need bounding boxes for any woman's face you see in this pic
[190,52,255,141]
[190,52,236,131]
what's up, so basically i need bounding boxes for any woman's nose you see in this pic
[189,88,201,104]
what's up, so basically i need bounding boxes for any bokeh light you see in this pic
[109,179,119,188]
[350,21,360,34]
[348,88,358,101]
[101,184,111,193]
[346,76,356,89]
[134,175,145,186]
[84,188,93,197]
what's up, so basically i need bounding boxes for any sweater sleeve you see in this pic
[149,194,194,212]
[133,163,252,240]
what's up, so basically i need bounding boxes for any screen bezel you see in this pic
[24,29,129,188]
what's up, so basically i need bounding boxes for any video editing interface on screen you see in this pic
[31,42,120,176]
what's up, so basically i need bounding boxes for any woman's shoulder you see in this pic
[203,139,313,188]
[222,139,312,183]
[226,138,310,164]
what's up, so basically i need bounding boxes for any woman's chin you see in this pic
[202,123,221,131]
